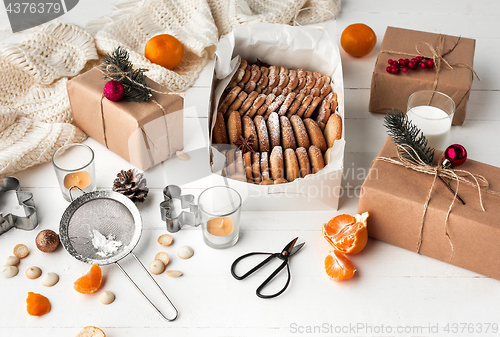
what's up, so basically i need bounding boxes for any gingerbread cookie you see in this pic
[324,113,342,148]
[227,110,242,145]
[280,116,297,150]
[254,115,270,153]
[267,112,281,149]
[308,145,325,174]
[296,147,311,177]
[290,115,310,149]
[242,116,258,152]
[270,146,284,180]
[213,112,228,144]
[303,118,327,153]
[260,151,271,181]
[252,152,262,184]
[284,148,300,182]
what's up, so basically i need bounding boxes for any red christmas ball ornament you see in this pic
[444,144,467,167]
[103,80,124,102]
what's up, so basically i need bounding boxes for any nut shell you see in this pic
[154,252,170,266]
[165,270,183,277]
[157,234,173,246]
[35,230,60,253]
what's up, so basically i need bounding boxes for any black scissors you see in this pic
[230,237,305,299]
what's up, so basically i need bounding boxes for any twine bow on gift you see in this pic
[374,144,500,262]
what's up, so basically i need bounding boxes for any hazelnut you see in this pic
[35,230,60,253]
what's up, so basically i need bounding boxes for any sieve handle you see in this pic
[68,186,84,202]
[115,252,178,321]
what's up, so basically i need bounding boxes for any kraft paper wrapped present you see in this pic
[358,137,500,280]
[67,67,184,171]
[369,27,476,125]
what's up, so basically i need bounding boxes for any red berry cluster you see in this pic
[386,56,435,74]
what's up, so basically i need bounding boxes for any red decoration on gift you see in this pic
[445,144,467,167]
[387,56,435,75]
[103,80,125,102]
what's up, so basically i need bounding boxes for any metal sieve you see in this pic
[59,189,178,321]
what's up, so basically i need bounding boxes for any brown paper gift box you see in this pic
[66,68,184,171]
[369,27,476,125]
[358,137,500,279]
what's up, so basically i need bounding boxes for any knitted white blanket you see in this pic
[0,22,96,179]
[0,0,340,179]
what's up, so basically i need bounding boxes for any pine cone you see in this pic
[112,169,149,203]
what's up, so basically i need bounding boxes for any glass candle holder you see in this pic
[293,7,336,34]
[406,90,456,150]
[52,144,96,202]
[198,186,242,249]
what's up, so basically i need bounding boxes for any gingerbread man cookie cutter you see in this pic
[0,177,38,235]
[160,185,201,233]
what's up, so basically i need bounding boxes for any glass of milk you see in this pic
[406,90,456,150]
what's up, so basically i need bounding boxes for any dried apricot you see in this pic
[324,250,356,281]
[26,292,50,316]
[322,212,369,255]
[74,264,102,294]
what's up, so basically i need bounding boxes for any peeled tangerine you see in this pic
[322,212,369,255]
[26,292,50,316]
[322,212,369,281]
[324,250,357,281]
[74,264,102,294]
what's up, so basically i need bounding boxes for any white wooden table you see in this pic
[1,1,500,336]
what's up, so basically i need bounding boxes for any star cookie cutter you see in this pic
[0,177,38,235]
[160,185,201,233]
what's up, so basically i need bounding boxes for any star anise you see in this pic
[233,134,256,153]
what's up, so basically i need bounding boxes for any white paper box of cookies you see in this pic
[210,23,344,211]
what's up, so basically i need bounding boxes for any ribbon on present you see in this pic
[373,144,500,262]
[380,35,480,107]
[97,47,184,166]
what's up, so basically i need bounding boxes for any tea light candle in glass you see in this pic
[198,186,242,249]
[52,144,96,201]
[406,90,456,150]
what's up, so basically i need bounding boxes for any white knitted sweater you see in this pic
[0,22,96,179]
[0,0,340,179]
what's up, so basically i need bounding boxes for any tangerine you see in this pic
[74,264,102,294]
[322,212,369,255]
[26,292,51,316]
[340,23,377,57]
[145,34,184,70]
[324,250,356,281]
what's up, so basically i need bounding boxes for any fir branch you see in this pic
[384,109,435,165]
[100,47,152,102]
